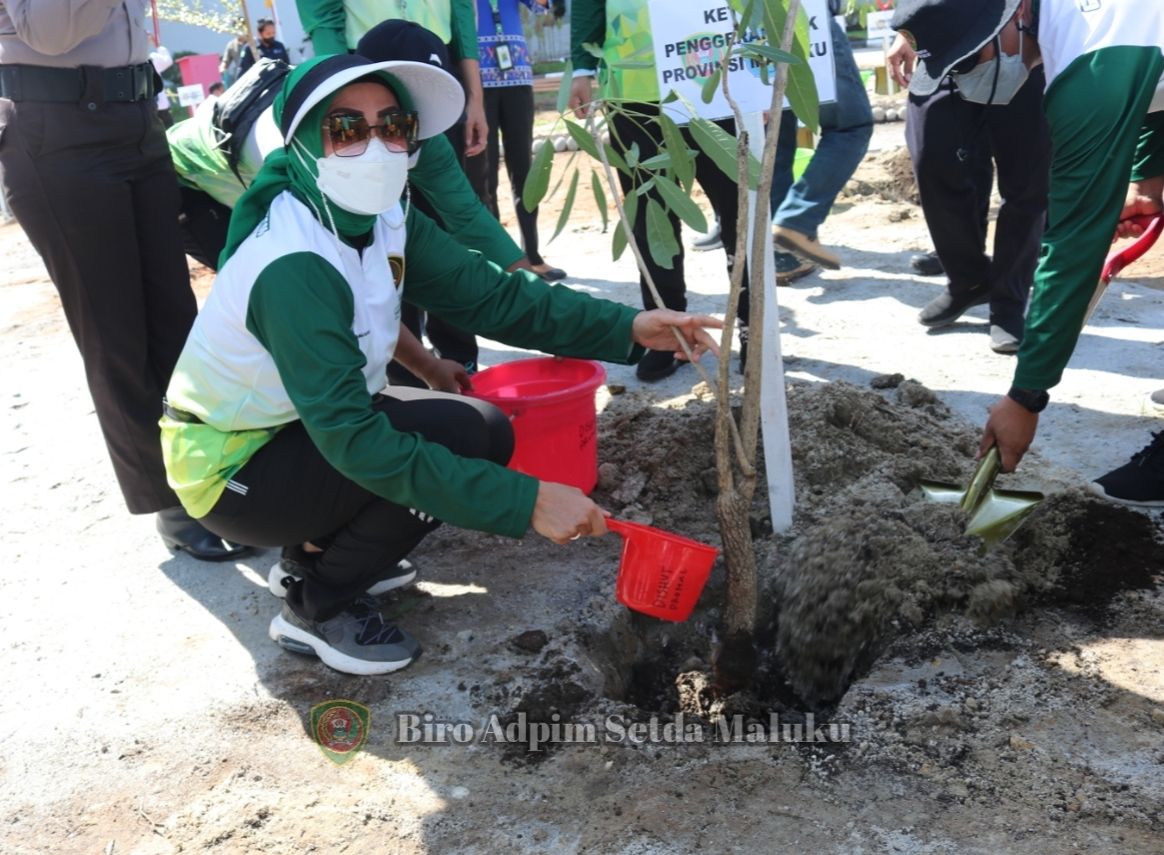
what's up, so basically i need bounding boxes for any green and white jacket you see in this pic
[1014,0,1164,392]
[162,192,642,537]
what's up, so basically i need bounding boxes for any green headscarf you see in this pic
[218,56,404,267]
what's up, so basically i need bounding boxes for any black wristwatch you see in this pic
[1007,385,1049,413]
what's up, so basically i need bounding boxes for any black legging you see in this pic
[607,103,743,322]
[464,84,543,265]
[200,387,513,622]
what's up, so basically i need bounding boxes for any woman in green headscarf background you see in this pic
[161,54,723,676]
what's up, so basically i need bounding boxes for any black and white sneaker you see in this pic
[268,596,420,675]
[267,545,418,599]
[1089,432,1164,508]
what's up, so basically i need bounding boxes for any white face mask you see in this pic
[952,29,1028,106]
[315,138,408,215]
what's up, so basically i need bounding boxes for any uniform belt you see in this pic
[163,401,205,425]
[0,62,156,104]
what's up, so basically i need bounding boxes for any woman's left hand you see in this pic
[631,310,723,361]
[422,358,473,393]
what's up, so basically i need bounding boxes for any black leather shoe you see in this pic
[918,286,990,327]
[157,507,251,562]
[635,349,681,382]
[910,252,944,276]
[532,264,568,281]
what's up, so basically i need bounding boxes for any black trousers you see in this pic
[464,85,544,265]
[906,69,1050,334]
[608,104,743,324]
[178,186,232,270]
[0,98,196,514]
[200,388,514,622]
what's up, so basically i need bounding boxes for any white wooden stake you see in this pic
[742,110,794,533]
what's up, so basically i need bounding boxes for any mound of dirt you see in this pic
[842,146,920,206]
[591,380,1163,714]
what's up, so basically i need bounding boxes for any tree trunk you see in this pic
[714,488,758,690]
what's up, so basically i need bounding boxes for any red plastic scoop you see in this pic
[606,519,719,622]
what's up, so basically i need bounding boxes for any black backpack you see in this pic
[212,57,291,186]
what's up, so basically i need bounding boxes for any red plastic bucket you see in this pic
[468,357,606,493]
[607,519,719,622]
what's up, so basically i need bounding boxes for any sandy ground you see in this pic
[2,117,1163,854]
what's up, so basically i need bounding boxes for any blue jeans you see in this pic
[769,19,872,239]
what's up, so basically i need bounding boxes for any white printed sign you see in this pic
[648,0,836,123]
[177,83,206,108]
[865,10,895,41]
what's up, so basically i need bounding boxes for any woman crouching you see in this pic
[161,55,720,675]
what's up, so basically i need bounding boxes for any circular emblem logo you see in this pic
[316,706,364,754]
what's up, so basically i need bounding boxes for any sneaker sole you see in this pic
[1085,480,1164,508]
[773,229,841,270]
[268,612,419,675]
[1146,393,1164,417]
[777,264,817,286]
[267,560,418,599]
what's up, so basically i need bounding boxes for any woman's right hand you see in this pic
[421,358,472,394]
[531,481,609,544]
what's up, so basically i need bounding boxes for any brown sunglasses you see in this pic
[323,108,420,157]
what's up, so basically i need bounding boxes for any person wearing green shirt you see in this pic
[161,54,722,675]
[168,22,531,381]
[891,0,1164,506]
[296,0,487,160]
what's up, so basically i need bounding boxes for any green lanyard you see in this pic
[487,0,505,36]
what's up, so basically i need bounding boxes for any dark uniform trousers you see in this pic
[608,103,743,320]
[0,97,196,513]
[906,68,1051,335]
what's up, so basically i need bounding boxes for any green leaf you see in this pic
[786,60,820,133]
[639,152,672,170]
[550,169,580,242]
[603,142,628,173]
[625,141,640,169]
[762,0,820,133]
[522,138,554,213]
[736,43,799,66]
[623,187,639,230]
[737,0,761,31]
[654,175,708,234]
[688,116,760,189]
[645,198,679,270]
[633,177,657,197]
[700,67,722,104]
[591,171,608,232]
[612,218,628,260]
[564,119,600,159]
[581,41,604,60]
[658,112,694,192]
[610,59,655,69]
[555,60,574,115]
